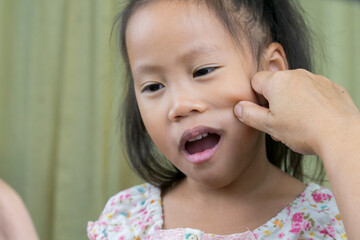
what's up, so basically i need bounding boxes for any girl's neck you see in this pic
[181,161,274,205]
[166,144,276,206]
[162,159,306,235]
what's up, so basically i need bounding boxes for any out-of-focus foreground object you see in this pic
[0,179,39,240]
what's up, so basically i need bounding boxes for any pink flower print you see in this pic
[302,221,311,231]
[320,226,336,238]
[118,193,131,202]
[113,226,123,232]
[286,206,291,216]
[290,220,311,234]
[312,192,332,203]
[293,213,303,222]
[290,213,312,235]
[290,222,302,234]
[138,220,148,230]
[278,232,285,238]
[146,216,153,223]
[118,195,124,201]
[327,226,335,233]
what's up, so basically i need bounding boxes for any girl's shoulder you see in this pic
[87,183,163,240]
[255,182,347,239]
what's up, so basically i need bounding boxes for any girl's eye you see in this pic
[142,83,164,93]
[193,67,217,78]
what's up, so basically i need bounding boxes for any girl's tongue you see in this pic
[185,133,220,154]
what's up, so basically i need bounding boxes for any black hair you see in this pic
[113,0,324,188]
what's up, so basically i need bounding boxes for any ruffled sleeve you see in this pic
[87,183,163,240]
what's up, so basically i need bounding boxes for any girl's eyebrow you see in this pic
[133,64,164,77]
[178,45,219,62]
[133,45,219,76]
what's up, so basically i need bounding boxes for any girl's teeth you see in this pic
[189,135,202,142]
[188,132,209,142]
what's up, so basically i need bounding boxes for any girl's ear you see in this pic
[254,42,288,110]
[263,42,289,72]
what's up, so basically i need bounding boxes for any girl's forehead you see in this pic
[126,1,247,51]
[125,0,254,60]
[127,0,219,30]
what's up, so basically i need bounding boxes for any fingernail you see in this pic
[234,104,242,118]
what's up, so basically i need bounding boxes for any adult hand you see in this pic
[234,69,360,156]
[234,69,360,239]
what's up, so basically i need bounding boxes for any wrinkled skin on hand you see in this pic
[234,69,360,156]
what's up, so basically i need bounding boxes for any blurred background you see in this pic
[0,0,359,239]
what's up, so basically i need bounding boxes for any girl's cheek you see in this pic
[137,99,168,134]
[208,80,258,108]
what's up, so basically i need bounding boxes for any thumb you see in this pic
[234,101,273,134]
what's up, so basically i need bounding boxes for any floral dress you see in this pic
[87,183,347,240]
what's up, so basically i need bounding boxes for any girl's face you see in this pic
[126,1,268,188]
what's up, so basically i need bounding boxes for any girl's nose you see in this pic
[168,94,207,122]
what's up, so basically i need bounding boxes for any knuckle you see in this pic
[295,68,312,81]
[336,84,347,94]
[296,68,308,75]
[313,73,327,81]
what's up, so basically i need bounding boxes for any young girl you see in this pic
[88,0,351,239]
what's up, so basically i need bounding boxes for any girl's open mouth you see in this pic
[181,126,222,164]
